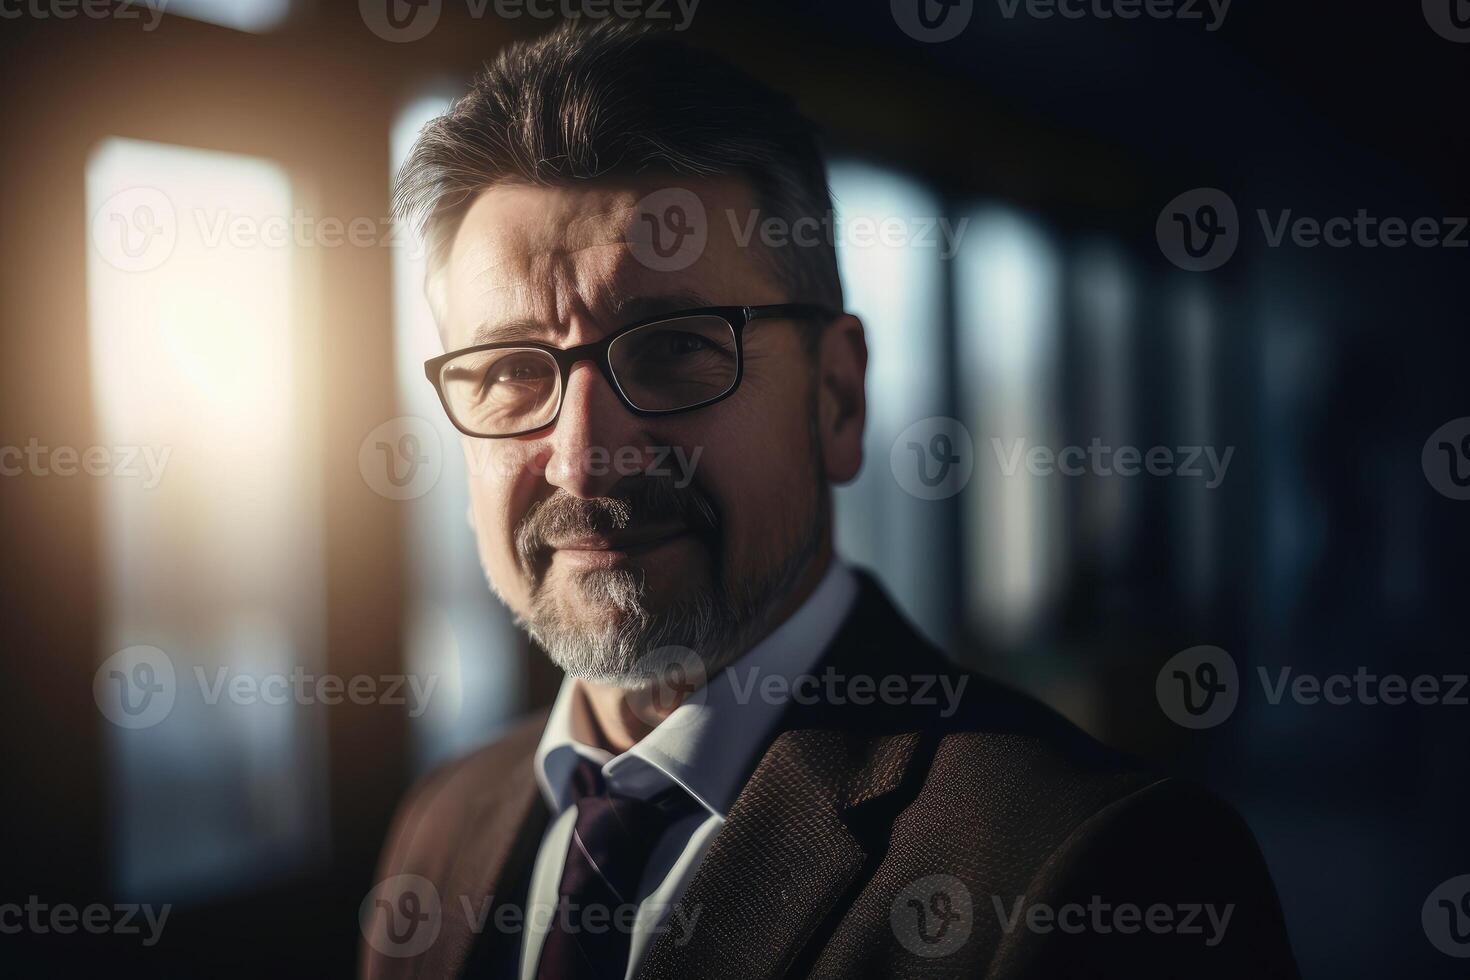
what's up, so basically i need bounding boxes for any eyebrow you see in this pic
[469,291,715,347]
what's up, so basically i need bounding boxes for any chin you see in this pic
[551,558,703,615]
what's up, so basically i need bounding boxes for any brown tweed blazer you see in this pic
[361,573,1298,979]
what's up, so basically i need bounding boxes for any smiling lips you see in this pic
[547,523,692,561]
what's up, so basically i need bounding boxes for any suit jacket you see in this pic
[361,572,1298,979]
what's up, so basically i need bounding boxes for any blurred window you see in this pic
[828,161,951,643]
[1071,242,1136,571]
[955,209,1062,641]
[1171,280,1219,609]
[165,0,293,32]
[87,137,326,899]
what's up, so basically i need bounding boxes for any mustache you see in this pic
[515,474,720,573]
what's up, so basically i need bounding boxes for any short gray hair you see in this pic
[394,23,843,326]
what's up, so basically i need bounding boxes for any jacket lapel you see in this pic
[637,573,938,979]
[637,722,922,979]
[422,754,548,980]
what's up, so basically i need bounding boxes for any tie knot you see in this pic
[567,755,699,826]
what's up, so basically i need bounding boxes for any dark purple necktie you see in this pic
[534,756,696,980]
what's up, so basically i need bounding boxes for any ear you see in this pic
[815,313,868,484]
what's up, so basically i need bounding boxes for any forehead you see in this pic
[438,174,786,349]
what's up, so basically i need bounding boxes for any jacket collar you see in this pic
[636,572,941,979]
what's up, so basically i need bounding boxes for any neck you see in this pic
[580,543,834,754]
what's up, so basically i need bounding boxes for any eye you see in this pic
[480,353,553,392]
[669,332,713,354]
[647,330,726,358]
[496,363,544,383]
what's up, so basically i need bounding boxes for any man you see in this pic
[361,23,1297,980]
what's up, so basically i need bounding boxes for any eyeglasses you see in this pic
[424,303,837,438]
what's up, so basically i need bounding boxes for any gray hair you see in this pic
[393,22,843,326]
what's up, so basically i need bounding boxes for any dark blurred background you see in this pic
[3,0,1468,976]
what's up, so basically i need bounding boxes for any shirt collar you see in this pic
[533,559,858,819]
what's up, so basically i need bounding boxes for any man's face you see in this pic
[438,175,862,684]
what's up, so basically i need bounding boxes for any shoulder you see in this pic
[372,709,549,879]
[831,571,1275,884]
[827,575,1295,972]
[824,571,1156,803]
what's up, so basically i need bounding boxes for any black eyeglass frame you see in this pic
[424,303,839,438]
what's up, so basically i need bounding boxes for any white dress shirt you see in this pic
[520,560,858,980]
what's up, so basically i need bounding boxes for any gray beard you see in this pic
[521,509,823,689]
[516,387,828,689]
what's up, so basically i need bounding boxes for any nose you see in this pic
[538,361,649,499]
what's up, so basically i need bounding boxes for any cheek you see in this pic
[688,379,819,563]
[463,439,536,605]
